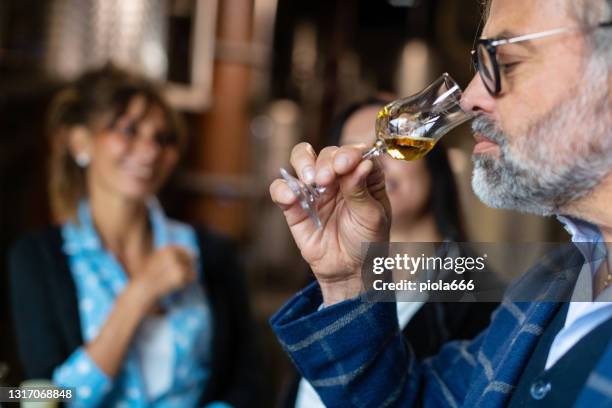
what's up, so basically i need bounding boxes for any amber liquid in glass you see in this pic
[375,105,437,161]
[382,136,436,161]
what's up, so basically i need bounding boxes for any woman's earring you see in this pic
[75,153,90,168]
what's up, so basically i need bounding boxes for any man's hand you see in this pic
[270,143,391,305]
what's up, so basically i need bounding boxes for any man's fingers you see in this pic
[315,146,339,186]
[270,178,297,210]
[269,178,314,228]
[332,145,367,176]
[364,155,386,191]
[338,159,387,223]
[290,142,317,184]
[365,158,391,220]
[339,159,374,201]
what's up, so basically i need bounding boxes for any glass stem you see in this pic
[362,139,385,160]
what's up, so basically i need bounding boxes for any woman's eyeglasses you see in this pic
[472,21,612,96]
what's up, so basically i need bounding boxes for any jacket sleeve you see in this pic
[8,233,113,407]
[8,234,67,379]
[270,282,486,408]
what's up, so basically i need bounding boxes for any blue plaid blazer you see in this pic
[271,246,612,407]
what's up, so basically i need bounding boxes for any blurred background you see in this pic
[0,0,567,401]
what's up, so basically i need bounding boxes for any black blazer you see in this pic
[8,225,266,407]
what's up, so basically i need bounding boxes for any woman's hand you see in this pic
[131,246,197,307]
[270,143,391,305]
[82,245,196,378]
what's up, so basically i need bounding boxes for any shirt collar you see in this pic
[557,214,608,278]
[63,197,170,254]
[556,215,603,244]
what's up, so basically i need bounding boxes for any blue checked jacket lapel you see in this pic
[463,246,584,407]
[462,301,560,407]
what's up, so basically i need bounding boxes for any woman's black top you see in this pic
[8,225,266,407]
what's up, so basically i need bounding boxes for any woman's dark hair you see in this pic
[47,65,186,222]
[329,98,467,241]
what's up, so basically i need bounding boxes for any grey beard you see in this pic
[471,62,612,216]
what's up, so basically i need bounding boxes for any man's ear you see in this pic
[67,126,92,166]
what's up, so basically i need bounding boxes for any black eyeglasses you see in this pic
[472,21,612,96]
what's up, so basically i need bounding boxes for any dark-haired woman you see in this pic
[284,99,500,408]
[8,66,264,407]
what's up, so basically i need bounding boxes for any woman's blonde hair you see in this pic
[47,65,187,223]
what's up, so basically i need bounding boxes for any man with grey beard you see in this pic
[269,0,612,406]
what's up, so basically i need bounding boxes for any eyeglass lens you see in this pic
[476,43,497,95]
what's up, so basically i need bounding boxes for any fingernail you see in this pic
[303,166,315,183]
[285,189,295,201]
[335,155,348,169]
[318,168,331,180]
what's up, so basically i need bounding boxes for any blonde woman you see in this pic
[8,66,264,407]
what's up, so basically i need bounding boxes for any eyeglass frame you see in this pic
[471,21,612,96]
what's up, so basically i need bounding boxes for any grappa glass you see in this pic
[281,73,473,228]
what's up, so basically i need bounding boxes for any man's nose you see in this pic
[460,73,496,115]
